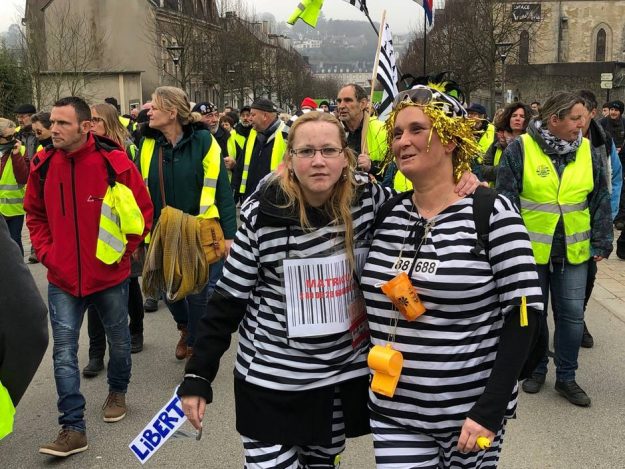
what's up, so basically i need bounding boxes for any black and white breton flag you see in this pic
[343,0,369,15]
[376,21,399,121]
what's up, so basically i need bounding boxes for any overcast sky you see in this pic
[1,0,443,34]
[247,0,443,34]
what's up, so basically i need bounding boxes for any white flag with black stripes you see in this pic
[343,0,369,14]
[376,21,399,121]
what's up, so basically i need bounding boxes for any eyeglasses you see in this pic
[290,147,344,159]
[91,117,104,123]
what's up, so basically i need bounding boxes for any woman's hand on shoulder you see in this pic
[181,395,206,431]
[457,417,496,453]
[454,171,485,196]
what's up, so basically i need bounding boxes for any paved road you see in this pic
[2,239,625,468]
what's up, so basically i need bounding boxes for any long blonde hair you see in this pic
[277,111,358,268]
[152,86,202,127]
[91,103,129,147]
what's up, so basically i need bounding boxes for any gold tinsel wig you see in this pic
[384,80,482,182]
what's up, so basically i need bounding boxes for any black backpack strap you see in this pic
[471,185,498,257]
[373,190,413,231]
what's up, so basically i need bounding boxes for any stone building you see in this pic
[502,0,625,105]
[24,0,221,112]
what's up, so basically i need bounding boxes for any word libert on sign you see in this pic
[129,390,187,464]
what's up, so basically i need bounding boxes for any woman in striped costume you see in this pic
[360,84,543,468]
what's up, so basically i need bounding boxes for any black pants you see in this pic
[3,215,24,256]
[583,258,598,312]
[88,277,144,359]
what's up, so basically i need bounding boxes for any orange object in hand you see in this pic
[380,271,426,321]
[368,344,403,398]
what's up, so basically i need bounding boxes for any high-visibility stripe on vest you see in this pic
[393,169,413,192]
[240,122,286,195]
[0,150,26,217]
[197,137,222,219]
[519,133,593,265]
[0,380,15,440]
[96,182,145,264]
[139,136,222,220]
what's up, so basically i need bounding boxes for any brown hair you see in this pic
[152,86,202,127]
[91,103,130,147]
[277,111,358,268]
[494,102,532,132]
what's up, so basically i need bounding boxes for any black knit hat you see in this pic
[14,103,36,114]
[609,100,624,114]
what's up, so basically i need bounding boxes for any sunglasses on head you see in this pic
[392,85,467,118]
[392,86,434,108]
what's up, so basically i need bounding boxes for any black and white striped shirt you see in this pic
[360,194,543,433]
[217,179,392,391]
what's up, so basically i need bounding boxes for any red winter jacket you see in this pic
[24,134,153,297]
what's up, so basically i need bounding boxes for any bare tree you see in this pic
[400,0,541,107]
[18,1,114,107]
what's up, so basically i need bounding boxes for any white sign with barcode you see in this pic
[284,251,362,338]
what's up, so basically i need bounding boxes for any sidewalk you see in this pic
[592,235,625,324]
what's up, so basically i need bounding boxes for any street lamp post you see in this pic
[495,42,513,105]
[166,45,184,87]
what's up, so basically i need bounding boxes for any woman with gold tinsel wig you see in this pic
[360,81,544,468]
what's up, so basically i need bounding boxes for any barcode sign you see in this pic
[284,252,358,338]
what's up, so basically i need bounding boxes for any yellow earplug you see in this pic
[520,296,528,327]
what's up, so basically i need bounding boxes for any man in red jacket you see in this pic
[24,97,153,458]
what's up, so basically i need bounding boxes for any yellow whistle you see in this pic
[368,344,403,398]
[520,296,528,327]
[476,436,491,450]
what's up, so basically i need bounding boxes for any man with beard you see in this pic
[192,102,242,182]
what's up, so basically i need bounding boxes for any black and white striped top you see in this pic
[217,179,392,391]
[360,193,543,433]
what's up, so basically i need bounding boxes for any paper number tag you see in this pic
[412,259,439,277]
[392,257,412,273]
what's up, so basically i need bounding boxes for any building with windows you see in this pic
[503,0,625,105]
[24,0,221,111]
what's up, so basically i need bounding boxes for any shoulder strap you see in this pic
[471,185,498,256]
[372,190,413,231]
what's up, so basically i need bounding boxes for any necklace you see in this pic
[412,191,455,219]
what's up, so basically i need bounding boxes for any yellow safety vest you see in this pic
[365,117,388,164]
[225,133,239,182]
[0,149,26,217]
[519,134,593,265]
[119,116,136,132]
[240,122,286,195]
[478,123,495,154]
[139,136,222,220]
[232,128,246,149]
[393,169,413,192]
[0,380,15,440]
[96,182,145,264]
[488,147,504,189]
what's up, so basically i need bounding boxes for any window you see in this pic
[519,30,529,64]
[164,0,178,10]
[596,28,606,61]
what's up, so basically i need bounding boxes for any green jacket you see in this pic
[137,124,237,239]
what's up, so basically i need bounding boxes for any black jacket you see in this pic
[0,217,48,405]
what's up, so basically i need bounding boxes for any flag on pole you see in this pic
[344,0,369,15]
[414,0,434,26]
[375,21,399,121]
[287,0,325,28]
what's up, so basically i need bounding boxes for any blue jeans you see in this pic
[48,280,131,432]
[164,259,224,347]
[534,262,587,382]
[3,214,24,256]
